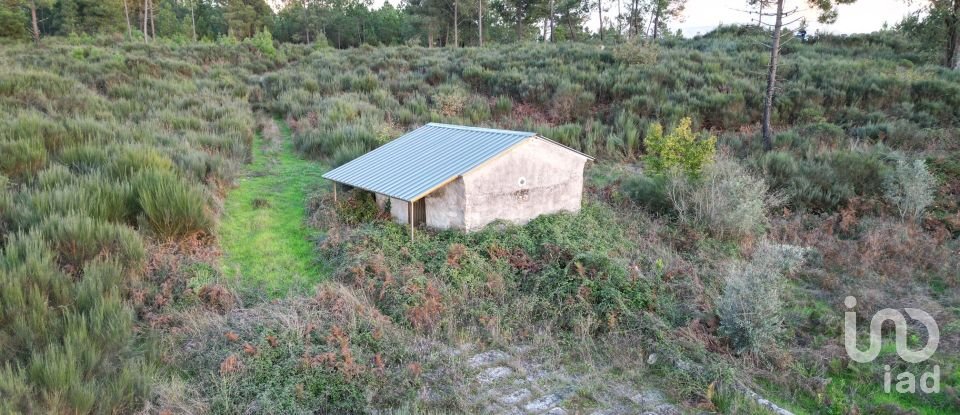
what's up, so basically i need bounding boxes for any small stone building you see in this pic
[323,123,592,234]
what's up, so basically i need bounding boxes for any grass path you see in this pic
[219,117,328,298]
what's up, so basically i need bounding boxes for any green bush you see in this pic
[336,190,381,224]
[547,252,651,333]
[245,29,277,58]
[622,173,672,215]
[644,117,717,176]
[133,169,213,239]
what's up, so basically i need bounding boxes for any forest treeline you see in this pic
[1,0,957,68]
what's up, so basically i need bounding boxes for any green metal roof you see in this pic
[322,123,585,202]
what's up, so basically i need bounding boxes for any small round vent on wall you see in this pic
[518,177,527,187]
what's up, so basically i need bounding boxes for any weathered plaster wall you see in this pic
[387,196,407,225]
[425,178,466,229]
[374,193,389,211]
[462,138,587,231]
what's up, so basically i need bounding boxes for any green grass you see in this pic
[219,118,328,297]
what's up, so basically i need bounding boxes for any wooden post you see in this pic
[408,200,414,242]
[332,182,337,204]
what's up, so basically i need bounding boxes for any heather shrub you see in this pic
[613,42,658,65]
[0,232,149,414]
[883,158,937,220]
[757,149,887,212]
[550,81,595,122]
[644,117,717,176]
[667,159,777,238]
[432,83,468,117]
[16,179,137,226]
[0,138,46,179]
[37,213,145,272]
[718,242,807,355]
[133,169,213,238]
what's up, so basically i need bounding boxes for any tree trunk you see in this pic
[758,1,764,28]
[598,0,603,41]
[29,0,40,46]
[549,0,555,42]
[190,0,196,41]
[652,4,661,40]
[947,0,960,69]
[453,0,459,47]
[478,0,483,47]
[123,0,132,39]
[516,13,523,42]
[149,0,156,39]
[143,0,149,42]
[761,0,784,152]
[617,0,622,39]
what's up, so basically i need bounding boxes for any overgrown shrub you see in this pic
[622,173,672,215]
[550,81,595,122]
[336,189,381,225]
[718,242,807,355]
[883,158,937,220]
[245,29,277,58]
[667,158,777,238]
[644,117,716,176]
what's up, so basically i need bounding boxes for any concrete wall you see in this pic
[376,179,466,230]
[462,137,588,231]
[379,195,406,225]
[425,177,466,229]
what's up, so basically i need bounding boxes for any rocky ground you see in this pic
[423,344,681,415]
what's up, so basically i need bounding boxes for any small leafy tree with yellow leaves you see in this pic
[643,117,717,176]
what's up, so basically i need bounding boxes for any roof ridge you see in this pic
[425,122,534,136]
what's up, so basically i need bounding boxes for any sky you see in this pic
[370,0,924,37]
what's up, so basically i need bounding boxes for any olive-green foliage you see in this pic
[326,204,651,335]
[133,169,214,239]
[667,159,776,239]
[643,117,717,176]
[622,173,672,215]
[0,232,149,415]
[335,189,380,225]
[0,39,272,412]
[262,30,957,165]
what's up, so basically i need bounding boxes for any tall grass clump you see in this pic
[134,169,214,239]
